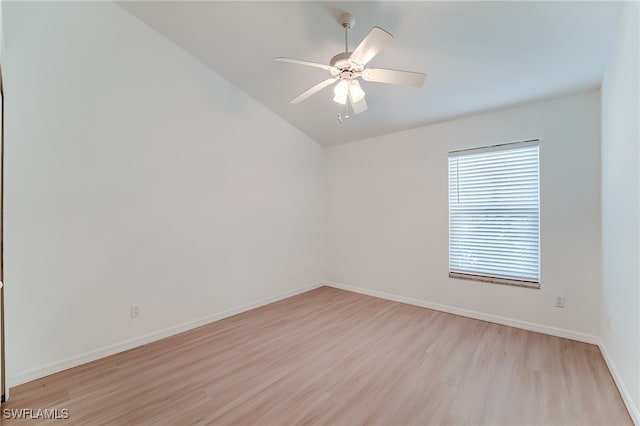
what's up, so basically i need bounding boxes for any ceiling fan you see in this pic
[274,13,426,115]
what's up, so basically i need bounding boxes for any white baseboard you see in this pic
[325,281,599,344]
[8,283,323,388]
[598,340,640,425]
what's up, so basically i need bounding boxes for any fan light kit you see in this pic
[274,12,426,116]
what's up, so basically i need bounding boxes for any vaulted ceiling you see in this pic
[119,1,622,146]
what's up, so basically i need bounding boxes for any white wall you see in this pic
[0,0,4,62]
[327,91,601,339]
[3,1,325,386]
[601,1,640,422]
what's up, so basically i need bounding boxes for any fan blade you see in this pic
[362,68,426,87]
[349,27,393,66]
[349,92,368,114]
[290,78,337,104]
[274,57,336,72]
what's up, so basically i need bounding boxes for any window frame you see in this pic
[447,139,541,289]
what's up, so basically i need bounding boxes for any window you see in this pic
[448,140,540,288]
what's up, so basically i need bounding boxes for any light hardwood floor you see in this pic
[1,287,632,425]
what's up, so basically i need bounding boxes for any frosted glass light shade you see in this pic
[349,80,365,103]
[333,80,349,105]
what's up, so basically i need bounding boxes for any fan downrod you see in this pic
[332,13,361,72]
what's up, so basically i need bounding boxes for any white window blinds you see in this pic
[448,141,540,287]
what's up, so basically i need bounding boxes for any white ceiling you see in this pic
[119,1,622,146]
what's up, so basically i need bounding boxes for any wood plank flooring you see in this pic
[1,286,632,425]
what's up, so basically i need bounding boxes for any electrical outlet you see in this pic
[555,295,565,308]
[131,304,141,318]
[607,315,612,331]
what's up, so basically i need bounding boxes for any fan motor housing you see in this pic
[330,52,352,70]
[330,52,364,73]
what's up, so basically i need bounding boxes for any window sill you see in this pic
[448,272,540,289]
